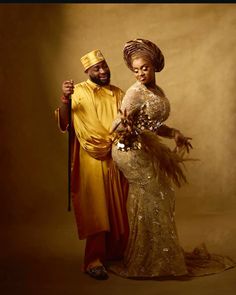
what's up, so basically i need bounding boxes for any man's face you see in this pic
[86,60,111,86]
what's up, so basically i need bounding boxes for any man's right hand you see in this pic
[62,80,74,98]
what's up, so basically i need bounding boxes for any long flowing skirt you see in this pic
[110,146,235,278]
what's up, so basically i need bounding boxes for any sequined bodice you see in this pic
[122,82,170,133]
[114,82,170,152]
[134,94,170,133]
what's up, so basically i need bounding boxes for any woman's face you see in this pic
[132,57,156,86]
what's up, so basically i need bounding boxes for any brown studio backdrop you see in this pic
[1,4,236,256]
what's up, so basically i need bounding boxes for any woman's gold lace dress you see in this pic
[110,81,235,278]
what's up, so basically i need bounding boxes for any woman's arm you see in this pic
[111,84,143,133]
[157,124,192,153]
[156,124,176,138]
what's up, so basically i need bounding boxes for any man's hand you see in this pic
[62,80,74,98]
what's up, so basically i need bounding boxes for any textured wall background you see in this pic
[0,4,236,256]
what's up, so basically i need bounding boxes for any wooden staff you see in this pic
[68,95,72,212]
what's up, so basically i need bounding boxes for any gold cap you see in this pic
[80,49,105,71]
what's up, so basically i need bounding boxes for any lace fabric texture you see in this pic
[110,82,235,278]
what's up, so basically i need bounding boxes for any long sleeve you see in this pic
[156,124,176,138]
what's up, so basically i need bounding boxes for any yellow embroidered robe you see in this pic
[56,79,128,240]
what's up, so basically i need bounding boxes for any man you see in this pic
[55,49,129,280]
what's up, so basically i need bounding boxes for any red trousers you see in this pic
[84,230,128,270]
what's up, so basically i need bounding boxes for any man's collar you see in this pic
[86,79,99,90]
[86,79,113,96]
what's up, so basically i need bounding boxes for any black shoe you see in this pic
[86,266,109,280]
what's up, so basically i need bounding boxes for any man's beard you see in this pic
[89,72,111,86]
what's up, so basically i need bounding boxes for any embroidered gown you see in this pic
[110,81,235,278]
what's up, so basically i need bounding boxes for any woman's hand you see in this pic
[173,129,193,153]
[119,109,133,132]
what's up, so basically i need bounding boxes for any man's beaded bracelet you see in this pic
[61,95,70,104]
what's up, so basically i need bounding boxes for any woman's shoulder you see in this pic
[155,84,166,97]
[125,81,144,96]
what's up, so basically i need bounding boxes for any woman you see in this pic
[109,38,235,278]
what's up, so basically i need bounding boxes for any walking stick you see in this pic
[68,95,72,211]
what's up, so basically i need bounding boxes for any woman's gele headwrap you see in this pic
[123,38,165,72]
